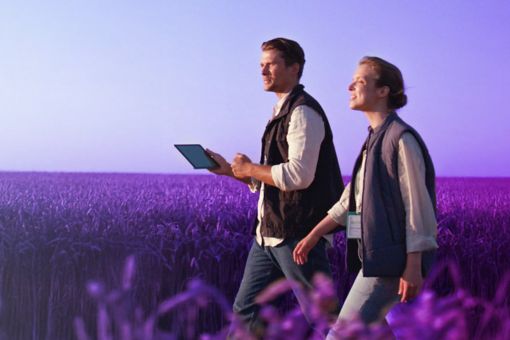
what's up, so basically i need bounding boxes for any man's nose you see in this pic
[261,65,269,75]
[348,82,355,91]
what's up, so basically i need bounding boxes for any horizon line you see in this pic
[0,170,509,179]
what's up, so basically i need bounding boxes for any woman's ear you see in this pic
[378,85,390,99]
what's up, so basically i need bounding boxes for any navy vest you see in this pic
[256,84,344,239]
[347,113,436,277]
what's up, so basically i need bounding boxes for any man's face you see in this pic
[348,64,386,111]
[260,49,298,93]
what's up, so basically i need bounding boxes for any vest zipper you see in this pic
[360,130,372,274]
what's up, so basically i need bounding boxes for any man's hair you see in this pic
[261,37,305,80]
[359,56,407,110]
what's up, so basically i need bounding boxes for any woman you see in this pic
[292,56,438,333]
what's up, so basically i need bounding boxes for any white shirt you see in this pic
[250,93,326,246]
[327,132,438,253]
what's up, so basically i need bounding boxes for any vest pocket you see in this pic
[279,192,304,229]
[384,198,405,244]
[380,184,405,245]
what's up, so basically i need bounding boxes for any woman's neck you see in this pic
[364,110,391,129]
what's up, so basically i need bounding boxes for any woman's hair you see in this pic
[359,56,407,110]
[261,37,305,79]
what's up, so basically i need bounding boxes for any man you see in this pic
[206,37,343,334]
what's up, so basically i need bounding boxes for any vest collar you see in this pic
[268,84,305,124]
[370,112,397,134]
[367,112,398,149]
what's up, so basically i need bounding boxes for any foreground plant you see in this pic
[75,256,510,340]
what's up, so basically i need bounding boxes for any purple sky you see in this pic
[1,1,509,176]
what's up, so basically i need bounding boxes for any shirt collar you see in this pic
[272,92,291,118]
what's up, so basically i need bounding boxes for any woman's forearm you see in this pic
[405,251,422,269]
[309,214,341,239]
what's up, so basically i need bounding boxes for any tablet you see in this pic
[174,144,220,169]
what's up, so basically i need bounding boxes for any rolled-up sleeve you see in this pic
[327,182,351,225]
[399,133,438,252]
[271,105,325,191]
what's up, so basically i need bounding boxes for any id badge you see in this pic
[347,212,361,239]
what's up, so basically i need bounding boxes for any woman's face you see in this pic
[348,64,386,111]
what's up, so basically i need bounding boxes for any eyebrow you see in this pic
[354,75,378,82]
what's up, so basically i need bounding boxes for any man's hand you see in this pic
[292,233,320,265]
[205,149,232,176]
[398,253,423,302]
[231,153,253,179]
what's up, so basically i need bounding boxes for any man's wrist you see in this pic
[225,164,234,177]
[247,163,255,178]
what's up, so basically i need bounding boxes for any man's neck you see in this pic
[275,82,299,99]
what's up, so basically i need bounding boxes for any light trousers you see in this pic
[326,270,400,339]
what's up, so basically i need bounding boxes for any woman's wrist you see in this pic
[405,252,422,269]
[308,231,321,241]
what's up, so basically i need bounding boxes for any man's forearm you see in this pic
[249,164,276,187]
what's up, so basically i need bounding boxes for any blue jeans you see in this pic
[232,237,332,333]
[326,270,400,339]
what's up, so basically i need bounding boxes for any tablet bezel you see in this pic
[174,144,220,169]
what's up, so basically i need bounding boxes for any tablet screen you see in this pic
[174,144,219,169]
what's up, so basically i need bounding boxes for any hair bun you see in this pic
[390,92,407,109]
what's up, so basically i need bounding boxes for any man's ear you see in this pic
[290,62,300,77]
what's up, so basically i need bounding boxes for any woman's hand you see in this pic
[398,252,423,302]
[292,233,320,265]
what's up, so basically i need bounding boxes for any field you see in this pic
[0,172,509,339]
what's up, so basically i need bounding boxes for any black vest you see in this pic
[347,113,436,277]
[256,85,344,239]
